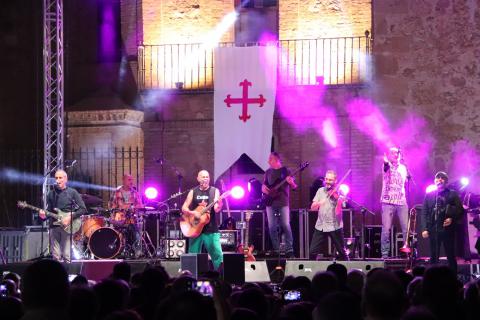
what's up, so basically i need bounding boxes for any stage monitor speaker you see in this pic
[223,253,245,284]
[285,260,385,280]
[245,261,271,282]
[181,253,209,278]
[164,239,186,259]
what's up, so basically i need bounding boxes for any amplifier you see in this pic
[219,230,239,251]
[164,239,186,259]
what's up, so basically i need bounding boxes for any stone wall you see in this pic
[141,0,234,45]
[372,0,480,194]
[66,110,145,201]
[279,0,372,39]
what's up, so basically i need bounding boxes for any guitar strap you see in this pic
[208,186,216,209]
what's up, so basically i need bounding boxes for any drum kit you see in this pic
[74,195,157,260]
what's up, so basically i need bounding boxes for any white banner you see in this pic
[214,46,277,181]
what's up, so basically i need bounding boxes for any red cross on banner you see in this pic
[224,79,266,123]
[214,46,277,180]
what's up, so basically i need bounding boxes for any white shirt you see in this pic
[380,163,407,205]
[313,187,343,232]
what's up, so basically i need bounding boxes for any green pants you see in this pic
[188,232,223,270]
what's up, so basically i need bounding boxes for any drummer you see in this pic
[109,173,144,212]
[109,173,144,258]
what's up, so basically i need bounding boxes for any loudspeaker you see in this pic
[285,260,385,280]
[245,261,271,282]
[222,253,245,284]
[364,225,382,258]
[164,239,186,259]
[180,253,209,278]
[219,230,239,252]
[23,226,46,261]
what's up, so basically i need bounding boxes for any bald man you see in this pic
[182,170,223,270]
[39,169,87,262]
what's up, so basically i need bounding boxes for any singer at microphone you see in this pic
[38,169,87,262]
[380,146,409,259]
[420,171,463,273]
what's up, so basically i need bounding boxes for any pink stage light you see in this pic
[231,186,245,199]
[145,187,159,200]
[339,184,350,196]
[425,184,438,194]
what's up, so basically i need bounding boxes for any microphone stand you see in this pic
[345,196,375,260]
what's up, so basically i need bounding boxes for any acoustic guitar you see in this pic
[17,201,81,234]
[237,210,255,261]
[180,191,231,238]
[262,161,309,206]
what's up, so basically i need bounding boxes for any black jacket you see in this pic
[421,187,463,233]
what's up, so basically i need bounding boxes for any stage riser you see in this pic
[285,260,386,279]
[0,260,478,284]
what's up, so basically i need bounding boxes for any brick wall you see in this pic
[142,87,378,216]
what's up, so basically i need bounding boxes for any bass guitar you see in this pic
[180,191,231,238]
[17,201,82,234]
[262,161,309,206]
[237,210,255,261]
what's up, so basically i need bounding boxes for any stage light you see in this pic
[460,177,470,187]
[426,184,438,194]
[339,184,350,196]
[145,187,159,200]
[231,185,245,199]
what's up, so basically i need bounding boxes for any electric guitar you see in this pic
[262,161,309,206]
[180,191,232,238]
[237,210,255,261]
[17,201,82,234]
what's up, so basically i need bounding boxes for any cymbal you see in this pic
[81,194,103,206]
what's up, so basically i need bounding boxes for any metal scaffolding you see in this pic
[42,0,64,204]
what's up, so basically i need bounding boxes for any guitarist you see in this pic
[262,152,297,258]
[181,170,224,270]
[39,169,87,262]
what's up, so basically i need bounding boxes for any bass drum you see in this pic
[88,227,124,259]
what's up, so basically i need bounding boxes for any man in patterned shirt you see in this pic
[380,147,408,259]
[109,173,143,211]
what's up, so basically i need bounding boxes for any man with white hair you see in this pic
[39,169,87,262]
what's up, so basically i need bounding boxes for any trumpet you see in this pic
[400,207,417,254]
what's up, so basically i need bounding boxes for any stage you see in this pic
[1,257,478,284]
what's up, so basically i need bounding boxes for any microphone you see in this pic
[155,157,164,165]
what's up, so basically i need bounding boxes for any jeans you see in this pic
[266,206,294,255]
[381,203,409,257]
[188,232,223,270]
[50,226,71,262]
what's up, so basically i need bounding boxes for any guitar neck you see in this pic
[22,204,59,219]
[272,167,302,190]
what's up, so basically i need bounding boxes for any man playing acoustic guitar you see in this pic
[181,170,224,270]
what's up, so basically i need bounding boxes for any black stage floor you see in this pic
[1,258,479,284]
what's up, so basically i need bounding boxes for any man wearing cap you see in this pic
[421,171,463,273]
[380,147,409,259]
